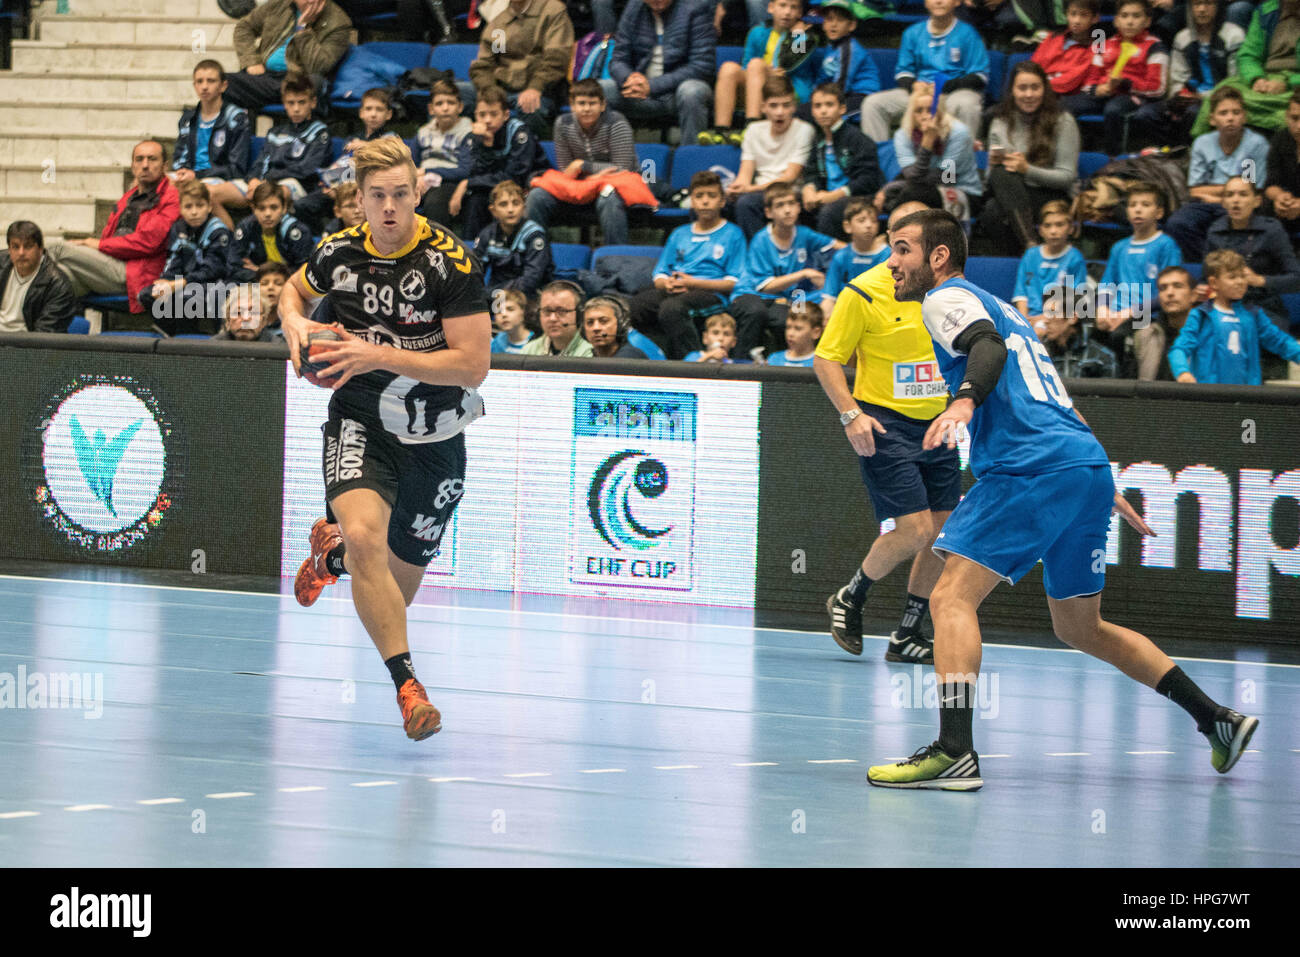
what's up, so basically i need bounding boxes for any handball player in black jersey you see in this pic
[280,138,491,741]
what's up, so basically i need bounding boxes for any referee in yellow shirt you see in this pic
[813,202,960,664]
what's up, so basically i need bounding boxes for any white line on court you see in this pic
[278,786,326,793]
[0,811,39,819]
[64,804,111,812]
[137,797,185,805]
[205,791,255,799]
[427,777,475,783]
[4,574,1296,670]
[350,781,397,788]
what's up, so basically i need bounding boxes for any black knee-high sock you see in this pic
[325,543,347,577]
[938,681,975,757]
[1155,665,1221,733]
[897,593,929,638]
[843,567,873,608]
[385,653,417,691]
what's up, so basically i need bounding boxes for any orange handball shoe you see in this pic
[398,678,442,740]
[294,517,344,607]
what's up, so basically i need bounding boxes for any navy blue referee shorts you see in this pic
[855,401,962,521]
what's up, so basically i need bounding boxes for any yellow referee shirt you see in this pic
[814,262,949,420]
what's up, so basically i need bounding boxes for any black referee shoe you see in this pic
[886,630,935,664]
[826,588,863,656]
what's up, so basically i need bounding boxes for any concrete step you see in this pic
[0,101,189,137]
[2,165,132,196]
[0,196,101,235]
[1,131,160,167]
[10,40,237,73]
[39,17,237,48]
[0,71,198,103]
[48,0,230,18]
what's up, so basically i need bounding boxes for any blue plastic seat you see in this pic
[68,316,90,335]
[428,43,478,80]
[552,243,591,279]
[1078,151,1110,179]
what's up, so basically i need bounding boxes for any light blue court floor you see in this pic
[1,572,1297,867]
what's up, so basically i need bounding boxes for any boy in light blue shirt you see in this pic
[1169,248,1300,384]
[859,0,989,143]
[801,0,881,119]
[1097,183,1183,336]
[766,303,822,366]
[1012,200,1089,330]
[1165,86,1271,261]
[822,196,889,322]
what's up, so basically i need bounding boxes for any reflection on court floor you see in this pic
[0,575,1294,867]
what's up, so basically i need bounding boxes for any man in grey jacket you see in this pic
[601,0,715,144]
[225,0,352,114]
[0,222,76,334]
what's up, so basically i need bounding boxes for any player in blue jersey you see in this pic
[1096,182,1182,331]
[866,209,1258,790]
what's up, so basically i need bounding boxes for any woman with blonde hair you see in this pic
[872,83,982,222]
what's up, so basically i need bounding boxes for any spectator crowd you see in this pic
[4,0,1300,385]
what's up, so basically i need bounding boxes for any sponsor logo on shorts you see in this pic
[410,513,446,542]
[328,418,367,484]
[893,360,948,399]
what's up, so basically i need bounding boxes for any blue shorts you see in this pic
[932,463,1115,600]
[855,401,963,521]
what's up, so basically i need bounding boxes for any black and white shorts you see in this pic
[322,415,467,567]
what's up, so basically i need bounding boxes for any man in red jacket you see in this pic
[45,141,179,314]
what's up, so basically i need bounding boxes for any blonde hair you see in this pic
[352,137,419,191]
[704,312,736,335]
[899,84,953,140]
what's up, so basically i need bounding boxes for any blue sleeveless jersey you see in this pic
[920,276,1110,478]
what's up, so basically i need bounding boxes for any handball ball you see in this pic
[300,328,342,383]
[634,458,668,498]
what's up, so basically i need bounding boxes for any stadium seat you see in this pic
[68,316,90,335]
[985,51,1006,105]
[1078,152,1110,179]
[1184,262,1203,282]
[867,48,898,86]
[717,45,744,68]
[552,243,591,279]
[1281,292,1300,332]
[876,139,899,181]
[667,145,740,183]
[540,140,557,168]
[975,150,987,171]
[590,245,662,271]
[965,256,1020,301]
[81,294,131,313]
[628,329,666,360]
[404,137,420,161]
[330,136,347,162]
[636,143,671,187]
[362,41,433,70]
[429,43,478,80]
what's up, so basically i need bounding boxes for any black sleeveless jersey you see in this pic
[302,216,490,444]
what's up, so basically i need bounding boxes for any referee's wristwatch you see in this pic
[839,408,861,427]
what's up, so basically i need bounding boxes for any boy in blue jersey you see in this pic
[801,0,881,120]
[703,0,817,145]
[631,171,748,360]
[684,312,743,362]
[473,180,553,300]
[490,288,539,354]
[169,60,251,230]
[866,208,1258,790]
[766,303,822,365]
[207,73,330,221]
[1096,182,1182,338]
[452,85,551,241]
[822,196,890,322]
[802,82,883,239]
[859,0,989,144]
[1169,249,1300,383]
[1011,200,1088,330]
[730,181,844,358]
[232,181,314,281]
[141,179,242,335]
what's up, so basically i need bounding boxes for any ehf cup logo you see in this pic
[570,388,697,592]
[588,451,671,551]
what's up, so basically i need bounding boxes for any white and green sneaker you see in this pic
[868,743,983,791]
[1206,709,1258,774]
